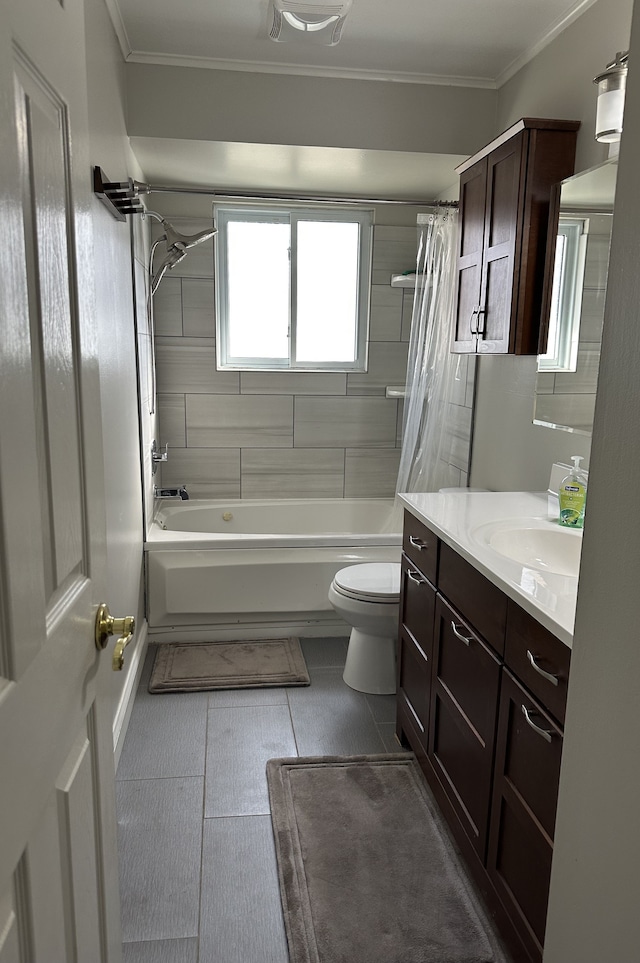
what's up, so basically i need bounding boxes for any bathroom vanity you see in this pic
[396,491,578,963]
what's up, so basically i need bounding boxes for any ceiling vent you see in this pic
[269,1,353,46]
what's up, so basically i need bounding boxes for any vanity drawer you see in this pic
[438,541,507,656]
[505,601,571,725]
[400,554,436,650]
[402,511,438,583]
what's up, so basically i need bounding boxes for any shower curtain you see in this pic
[395,208,462,498]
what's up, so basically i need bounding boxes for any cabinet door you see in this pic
[428,595,501,859]
[397,555,436,748]
[478,133,525,354]
[453,158,487,352]
[487,669,564,963]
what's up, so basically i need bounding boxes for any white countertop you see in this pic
[398,491,581,648]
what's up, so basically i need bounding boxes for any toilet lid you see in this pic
[334,563,401,602]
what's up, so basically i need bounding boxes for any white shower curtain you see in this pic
[395,208,461,498]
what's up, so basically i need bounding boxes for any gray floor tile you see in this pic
[200,815,289,963]
[117,778,204,942]
[116,688,209,780]
[205,705,297,817]
[378,722,407,753]
[365,691,397,724]
[207,687,288,708]
[287,666,387,756]
[122,939,198,963]
[300,636,348,668]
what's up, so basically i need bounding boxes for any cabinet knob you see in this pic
[409,536,428,550]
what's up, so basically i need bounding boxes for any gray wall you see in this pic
[126,63,497,156]
[544,3,640,957]
[470,0,633,492]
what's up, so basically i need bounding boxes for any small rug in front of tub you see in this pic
[148,638,310,693]
[267,754,511,963]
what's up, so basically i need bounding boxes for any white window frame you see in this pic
[538,216,587,373]
[214,204,373,372]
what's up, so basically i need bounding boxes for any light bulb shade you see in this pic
[269,0,352,45]
[594,51,628,143]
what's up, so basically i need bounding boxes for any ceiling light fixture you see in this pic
[269,0,352,45]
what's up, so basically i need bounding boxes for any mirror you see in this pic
[533,159,617,434]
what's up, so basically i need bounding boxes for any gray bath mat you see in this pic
[267,754,510,963]
[148,637,310,693]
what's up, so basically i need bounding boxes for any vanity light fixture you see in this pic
[269,0,352,45]
[593,51,628,143]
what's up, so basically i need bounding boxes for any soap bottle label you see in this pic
[559,482,586,527]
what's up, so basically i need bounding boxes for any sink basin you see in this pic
[473,519,582,577]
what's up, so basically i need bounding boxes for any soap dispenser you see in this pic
[558,456,587,528]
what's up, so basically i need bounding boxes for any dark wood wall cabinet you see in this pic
[453,117,580,356]
[396,511,571,963]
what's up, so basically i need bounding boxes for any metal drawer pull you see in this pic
[451,621,472,646]
[407,570,426,585]
[526,650,559,686]
[521,705,554,743]
[409,535,428,550]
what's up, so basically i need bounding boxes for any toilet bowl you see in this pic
[328,562,401,695]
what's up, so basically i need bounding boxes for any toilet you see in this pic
[328,562,401,695]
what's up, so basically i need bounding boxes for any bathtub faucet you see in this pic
[154,485,190,500]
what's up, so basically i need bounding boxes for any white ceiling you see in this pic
[113,0,596,86]
[111,0,597,200]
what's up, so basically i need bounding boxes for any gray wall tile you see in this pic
[152,277,183,336]
[348,341,409,395]
[240,371,347,395]
[182,278,215,337]
[294,396,398,448]
[344,448,401,498]
[160,448,240,498]
[157,394,186,448]
[372,225,419,284]
[123,939,198,963]
[187,395,294,448]
[369,284,403,341]
[241,448,344,498]
[156,342,238,394]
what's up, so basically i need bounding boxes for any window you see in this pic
[538,217,587,372]
[214,205,373,371]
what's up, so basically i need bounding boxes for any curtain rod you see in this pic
[138,183,458,208]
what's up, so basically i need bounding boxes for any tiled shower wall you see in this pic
[152,215,474,499]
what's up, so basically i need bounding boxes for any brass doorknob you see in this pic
[95,603,135,671]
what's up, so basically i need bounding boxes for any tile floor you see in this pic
[116,637,402,962]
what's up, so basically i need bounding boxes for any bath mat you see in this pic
[267,753,510,963]
[148,638,310,693]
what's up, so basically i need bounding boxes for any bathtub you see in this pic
[145,498,402,641]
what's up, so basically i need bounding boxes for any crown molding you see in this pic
[496,0,599,87]
[124,51,498,89]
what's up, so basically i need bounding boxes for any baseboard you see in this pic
[113,621,148,769]
[147,617,349,644]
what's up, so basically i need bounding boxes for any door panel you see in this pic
[0,0,121,958]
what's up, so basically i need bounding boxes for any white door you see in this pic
[0,0,123,958]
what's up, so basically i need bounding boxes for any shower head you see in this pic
[146,211,217,295]
[162,220,217,253]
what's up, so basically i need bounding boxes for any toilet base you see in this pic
[342,628,397,695]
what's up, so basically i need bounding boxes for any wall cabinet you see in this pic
[453,118,580,356]
[396,510,571,963]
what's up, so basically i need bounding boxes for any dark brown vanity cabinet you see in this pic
[453,118,580,356]
[395,511,571,963]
